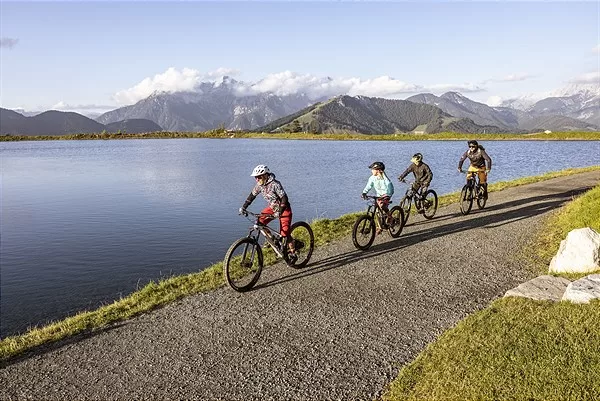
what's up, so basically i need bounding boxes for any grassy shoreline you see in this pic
[1,165,599,361]
[2,130,600,142]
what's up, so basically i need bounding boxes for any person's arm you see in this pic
[363,176,374,194]
[398,165,412,181]
[458,151,468,171]
[481,149,492,170]
[273,182,290,212]
[242,192,256,210]
[423,164,433,186]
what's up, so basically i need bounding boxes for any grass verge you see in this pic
[2,130,600,142]
[382,297,600,401]
[382,172,600,401]
[1,166,599,361]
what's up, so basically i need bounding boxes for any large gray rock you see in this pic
[504,275,571,301]
[562,274,600,304]
[549,228,600,274]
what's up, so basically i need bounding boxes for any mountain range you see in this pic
[2,78,598,136]
[0,108,162,136]
[257,95,505,134]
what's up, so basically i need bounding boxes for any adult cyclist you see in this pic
[458,140,492,199]
[397,153,433,201]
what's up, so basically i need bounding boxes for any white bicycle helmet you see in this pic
[250,164,270,176]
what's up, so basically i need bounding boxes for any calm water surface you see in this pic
[1,139,599,337]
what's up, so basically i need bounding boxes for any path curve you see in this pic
[1,171,599,400]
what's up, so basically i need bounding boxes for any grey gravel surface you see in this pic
[2,171,599,401]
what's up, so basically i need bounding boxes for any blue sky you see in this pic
[1,1,598,114]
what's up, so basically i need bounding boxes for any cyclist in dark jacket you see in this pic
[458,140,492,198]
[398,153,433,197]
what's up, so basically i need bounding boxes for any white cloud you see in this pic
[114,67,242,105]
[486,96,503,107]
[0,37,19,49]
[425,83,484,93]
[113,68,491,105]
[50,101,116,116]
[593,44,600,53]
[113,67,203,104]
[500,73,533,82]
[233,71,423,99]
[569,71,600,84]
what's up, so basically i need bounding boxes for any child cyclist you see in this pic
[361,161,394,234]
[239,164,294,253]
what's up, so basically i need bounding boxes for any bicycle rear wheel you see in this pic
[352,215,375,250]
[224,237,263,292]
[422,190,438,219]
[388,206,404,238]
[400,196,412,225]
[459,185,473,215]
[285,221,314,269]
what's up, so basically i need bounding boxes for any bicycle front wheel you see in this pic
[460,185,473,215]
[224,237,263,292]
[286,221,314,269]
[400,196,412,225]
[388,206,404,238]
[352,215,375,250]
[422,190,438,219]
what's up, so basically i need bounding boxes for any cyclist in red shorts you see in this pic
[239,164,294,252]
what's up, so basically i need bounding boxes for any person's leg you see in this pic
[279,207,293,251]
[258,206,275,226]
[478,169,488,198]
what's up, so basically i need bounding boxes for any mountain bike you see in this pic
[352,195,404,251]
[223,211,314,292]
[398,180,438,225]
[459,171,487,215]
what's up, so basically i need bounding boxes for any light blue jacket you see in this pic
[363,173,394,197]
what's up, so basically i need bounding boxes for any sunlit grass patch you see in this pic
[383,297,600,401]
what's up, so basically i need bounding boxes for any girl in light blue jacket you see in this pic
[361,161,394,232]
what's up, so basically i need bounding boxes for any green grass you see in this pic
[2,130,600,142]
[382,174,600,401]
[528,184,600,277]
[1,165,599,362]
[383,297,600,401]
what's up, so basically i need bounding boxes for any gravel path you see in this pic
[2,171,599,401]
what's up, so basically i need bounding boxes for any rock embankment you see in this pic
[1,171,599,401]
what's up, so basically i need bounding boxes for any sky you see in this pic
[1,0,598,115]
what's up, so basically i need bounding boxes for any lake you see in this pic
[1,138,599,337]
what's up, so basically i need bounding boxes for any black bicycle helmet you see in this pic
[369,161,385,170]
[468,140,479,147]
[411,153,423,163]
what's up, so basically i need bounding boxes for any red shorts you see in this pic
[259,206,293,237]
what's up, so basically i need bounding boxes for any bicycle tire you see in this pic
[422,190,438,219]
[223,237,263,292]
[459,185,473,215]
[285,221,314,269]
[400,196,412,225]
[352,214,375,250]
[477,187,487,209]
[388,206,404,238]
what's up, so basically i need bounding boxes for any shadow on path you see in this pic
[256,186,591,290]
